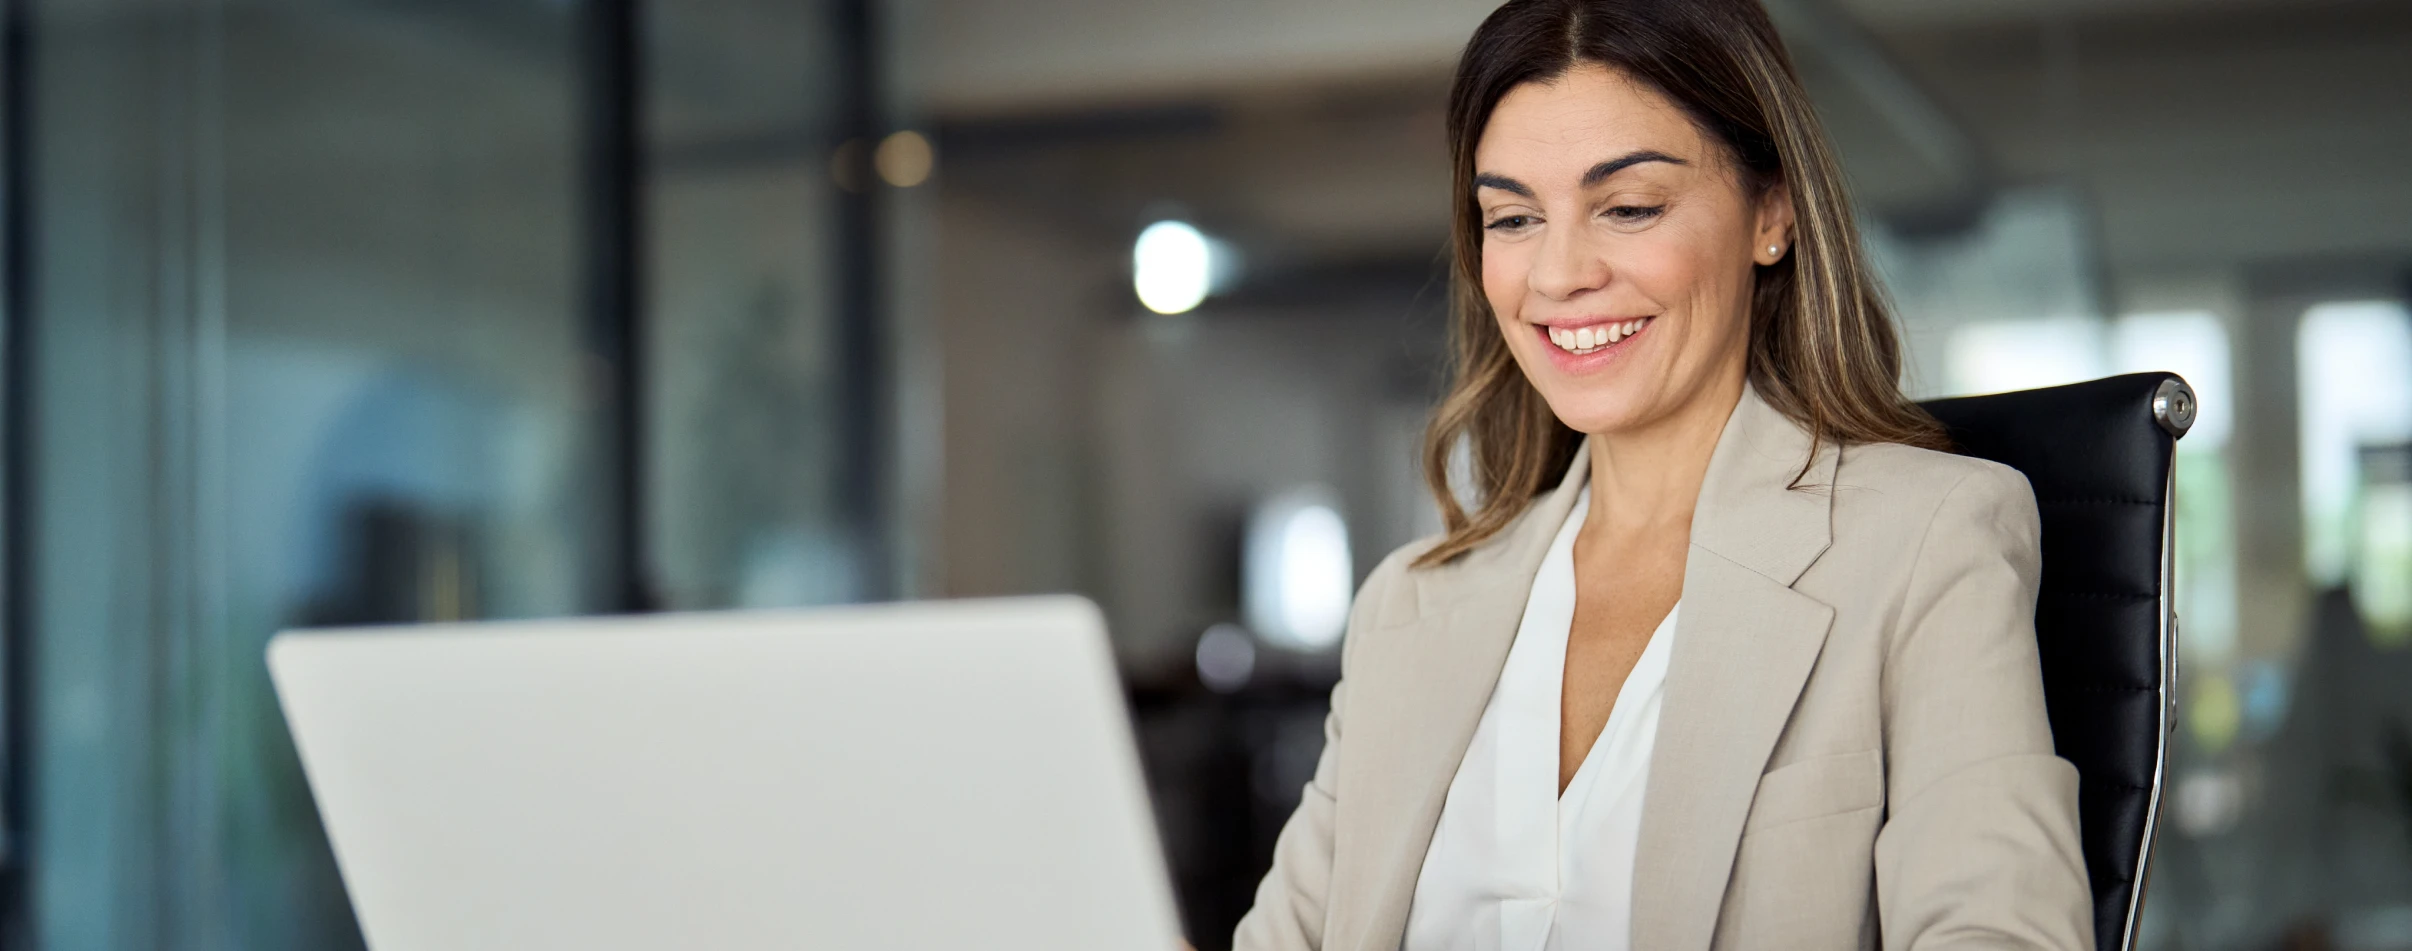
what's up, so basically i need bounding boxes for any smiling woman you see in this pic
[1231,2,2092,950]
[1420,0,1950,566]
[1475,74,1778,443]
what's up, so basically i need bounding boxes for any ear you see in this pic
[1751,180,1795,266]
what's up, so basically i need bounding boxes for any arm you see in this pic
[1874,465,2094,950]
[1231,556,1402,951]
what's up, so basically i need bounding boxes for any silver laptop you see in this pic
[268,596,1183,951]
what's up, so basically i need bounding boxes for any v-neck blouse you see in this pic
[1402,485,1680,951]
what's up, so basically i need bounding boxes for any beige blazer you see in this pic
[1233,385,2093,951]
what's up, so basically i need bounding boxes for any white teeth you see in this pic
[1547,322,1651,354]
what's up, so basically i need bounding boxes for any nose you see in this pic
[1528,223,1609,302]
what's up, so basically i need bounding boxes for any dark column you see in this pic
[0,0,34,937]
[830,0,890,600]
[580,0,651,613]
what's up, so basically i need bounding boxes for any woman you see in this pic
[1231,1,2092,949]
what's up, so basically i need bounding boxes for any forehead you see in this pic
[1475,64,1709,176]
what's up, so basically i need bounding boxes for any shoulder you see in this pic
[1348,508,1524,634]
[1797,442,2046,645]
[1823,441,2035,584]
[1354,482,1567,614]
[1355,535,1440,618]
[1326,537,1441,669]
[1834,440,2036,523]
[1827,441,2041,571]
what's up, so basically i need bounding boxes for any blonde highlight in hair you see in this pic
[1417,0,1946,567]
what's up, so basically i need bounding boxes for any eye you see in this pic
[1605,205,1665,224]
[1484,214,1539,234]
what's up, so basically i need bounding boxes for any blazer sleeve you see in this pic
[1231,552,1405,951]
[1872,464,2095,950]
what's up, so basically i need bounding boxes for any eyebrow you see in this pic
[1473,149,1690,197]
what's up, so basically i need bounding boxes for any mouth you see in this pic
[1537,316,1655,357]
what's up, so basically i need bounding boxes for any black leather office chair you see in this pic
[1917,372,2195,951]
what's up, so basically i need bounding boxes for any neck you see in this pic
[1582,370,1746,535]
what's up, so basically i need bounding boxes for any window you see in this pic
[2297,301,2412,589]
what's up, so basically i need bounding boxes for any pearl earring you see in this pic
[1768,244,1782,256]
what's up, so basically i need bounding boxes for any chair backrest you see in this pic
[1917,372,2193,951]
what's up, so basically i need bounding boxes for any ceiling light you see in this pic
[1133,220,1213,315]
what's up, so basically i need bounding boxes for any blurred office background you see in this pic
[0,0,2405,948]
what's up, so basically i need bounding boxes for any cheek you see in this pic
[1618,234,1710,309]
[1480,241,1526,322]
[1626,229,1752,343]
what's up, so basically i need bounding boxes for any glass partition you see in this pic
[14,1,882,947]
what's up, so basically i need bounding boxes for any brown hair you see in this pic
[1415,0,1946,567]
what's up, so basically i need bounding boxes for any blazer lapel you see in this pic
[1630,385,1840,951]
[1331,446,1591,951]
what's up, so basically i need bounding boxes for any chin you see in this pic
[1534,388,1655,437]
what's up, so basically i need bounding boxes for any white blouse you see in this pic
[1402,486,1680,951]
